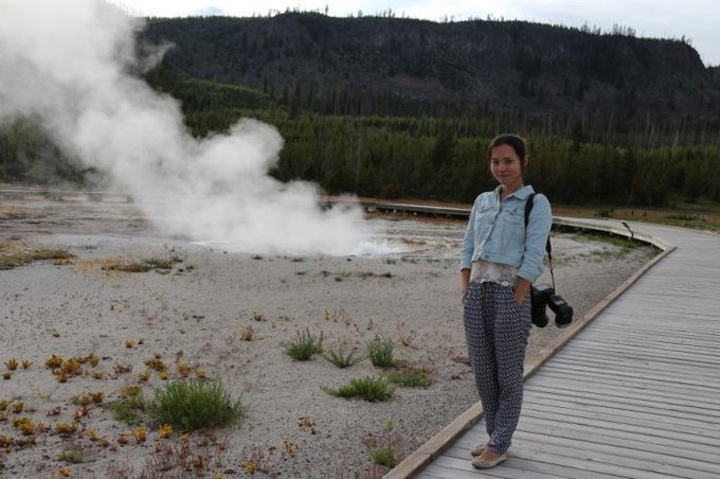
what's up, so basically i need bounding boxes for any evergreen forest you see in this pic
[2,13,720,208]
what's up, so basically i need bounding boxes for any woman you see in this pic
[460,134,552,468]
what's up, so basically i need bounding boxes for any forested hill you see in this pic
[4,12,720,206]
[142,12,720,122]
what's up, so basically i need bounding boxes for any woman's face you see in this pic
[489,144,524,191]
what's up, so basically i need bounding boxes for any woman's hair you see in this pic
[487,134,528,170]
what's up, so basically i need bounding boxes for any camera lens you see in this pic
[549,294,573,328]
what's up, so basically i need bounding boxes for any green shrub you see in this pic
[101,387,145,425]
[59,448,84,464]
[285,328,323,360]
[322,376,395,402]
[363,421,405,468]
[143,255,183,269]
[323,343,362,368]
[146,380,245,432]
[368,445,396,467]
[0,248,74,270]
[367,335,394,367]
[102,261,151,272]
[32,249,74,261]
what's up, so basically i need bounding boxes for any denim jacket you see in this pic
[460,185,552,283]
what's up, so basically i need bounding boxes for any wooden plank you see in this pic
[535,363,720,392]
[557,342,720,364]
[496,444,679,479]
[524,383,720,416]
[522,388,720,423]
[569,330,720,346]
[421,455,628,479]
[582,314,718,329]
[516,418,720,457]
[545,355,720,380]
[560,340,720,361]
[554,350,720,372]
[454,419,720,460]
[567,326,720,343]
[507,432,720,478]
[503,442,707,479]
[521,401,720,437]
[578,321,720,336]
[519,405,720,445]
[532,368,720,401]
[598,302,720,317]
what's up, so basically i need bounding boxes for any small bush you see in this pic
[146,380,245,432]
[143,255,183,270]
[0,248,74,270]
[369,445,396,467]
[367,335,394,367]
[323,376,395,402]
[102,387,145,425]
[33,249,74,261]
[285,328,323,361]
[363,421,407,468]
[59,448,84,464]
[101,260,151,272]
[323,343,362,369]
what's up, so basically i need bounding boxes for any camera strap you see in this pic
[524,193,555,289]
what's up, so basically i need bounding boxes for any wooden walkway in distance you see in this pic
[389,220,720,479]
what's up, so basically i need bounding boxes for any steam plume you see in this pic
[0,0,377,255]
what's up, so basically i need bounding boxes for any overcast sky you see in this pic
[115,0,720,66]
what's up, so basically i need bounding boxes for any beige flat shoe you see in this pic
[472,451,507,469]
[470,442,487,457]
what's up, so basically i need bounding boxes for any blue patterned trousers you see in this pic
[463,281,531,454]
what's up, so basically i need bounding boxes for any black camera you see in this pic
[531,284,573,328]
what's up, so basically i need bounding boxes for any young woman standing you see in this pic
[460,134,552,468]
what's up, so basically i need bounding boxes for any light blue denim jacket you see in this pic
[460,185,552,283]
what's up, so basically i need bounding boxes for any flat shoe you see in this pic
[472,452,507,469]
[470,442,486,457]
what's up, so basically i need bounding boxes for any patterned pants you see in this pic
[463,281,531,454]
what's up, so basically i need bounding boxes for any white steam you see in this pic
[0,0,379,255]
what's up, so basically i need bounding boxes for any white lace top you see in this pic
[470,259,518,287]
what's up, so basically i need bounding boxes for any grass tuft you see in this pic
[367,335,395,368]
[322,342,362,368]
[363,421,407,468]
[146,380,245,432]
[285,328,323,361]
[384,366,434,387]
[143,255,183,269]
[102,386,145,425]
[58,447,85,464]
[368,445,396,467]
[0,245,74,270]
[101,259,151,272]
[322,376,395,402]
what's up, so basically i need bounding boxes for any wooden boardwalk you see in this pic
[390,220,720,479]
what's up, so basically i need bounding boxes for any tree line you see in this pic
[1,68,719,208]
